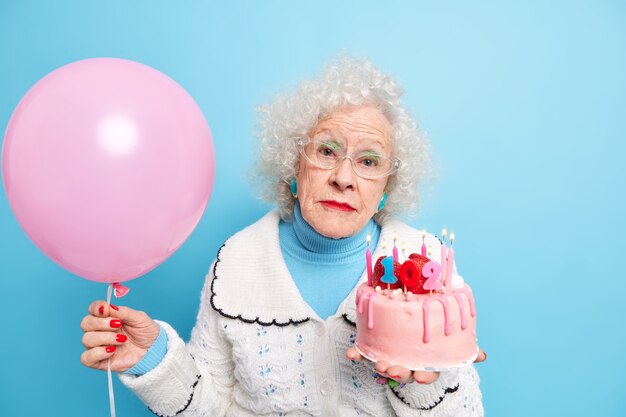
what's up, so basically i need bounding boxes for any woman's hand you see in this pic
[346,347,487,385]
[80,301,160,372]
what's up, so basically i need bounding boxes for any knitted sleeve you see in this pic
[118,266,235,417]
[386,365,483,417]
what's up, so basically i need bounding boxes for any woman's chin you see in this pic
[309,219,359,239]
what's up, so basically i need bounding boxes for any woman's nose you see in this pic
[330,157,356,190]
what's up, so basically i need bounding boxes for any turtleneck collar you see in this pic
[282,201,380,262]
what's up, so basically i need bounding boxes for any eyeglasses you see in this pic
[297,138,401,179]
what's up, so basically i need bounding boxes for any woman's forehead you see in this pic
[311,106,392,148]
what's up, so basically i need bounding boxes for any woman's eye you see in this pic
[362,159,375,167]
[357,153,380,168]
[317,142,340,158]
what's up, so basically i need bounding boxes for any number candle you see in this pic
[422,260,443,291]
[366,235,373,286]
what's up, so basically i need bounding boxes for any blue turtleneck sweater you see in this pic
[278,202,381,320]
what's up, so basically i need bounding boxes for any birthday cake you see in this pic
[354,232,478,371]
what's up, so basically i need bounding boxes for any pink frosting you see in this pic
[354,283,477,370]
[423,295,450,343]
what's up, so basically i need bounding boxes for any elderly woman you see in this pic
[79,56,485,417]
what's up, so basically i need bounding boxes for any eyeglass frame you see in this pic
[296,138,401,180]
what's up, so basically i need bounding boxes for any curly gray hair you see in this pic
[252,55,432,224]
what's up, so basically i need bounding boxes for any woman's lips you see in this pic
[320,200,356,212]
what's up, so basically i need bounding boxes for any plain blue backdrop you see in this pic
[1,1,625,416]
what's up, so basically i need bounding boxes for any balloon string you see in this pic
[106,284,117,417]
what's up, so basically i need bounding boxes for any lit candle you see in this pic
[421,229,427,256]
[446,232,455,289]
[366,235,373,286]
[440,227,447,286]
[392,233,399,263]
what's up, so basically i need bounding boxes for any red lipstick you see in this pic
[320,200,356,212]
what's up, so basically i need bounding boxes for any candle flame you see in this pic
[442,227,447,241]
[421,229,426,239]
[366,235,371,245]
[393,233,397,243]
[450,232,455,244]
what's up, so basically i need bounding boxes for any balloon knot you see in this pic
[112,282,130,298]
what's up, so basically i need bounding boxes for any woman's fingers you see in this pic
[80,314,123,332]
[474,349,487,363]
[347,352,447,385]
[374,360,391,375]
[87,300,115,317]
[346,347,363,361]
[82,330,128,349]
[87,300,151,327]
[386,365,412,383]
[413,370,440,384]
[80,346,117,370]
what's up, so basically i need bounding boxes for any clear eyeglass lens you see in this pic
[302,140,396,178]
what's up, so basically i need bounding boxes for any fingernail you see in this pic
[110,304,119,311]
[389,374,400,379]
[105,346,116,353]
[483,352,487,361]
[116,334,127,343]
[110,319,122,328]
[416,379,426,384]
[98,306,104,315]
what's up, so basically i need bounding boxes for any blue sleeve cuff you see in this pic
[122,324,168,375]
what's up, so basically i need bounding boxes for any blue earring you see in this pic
[377,192,387,211]
[290,178,298,198]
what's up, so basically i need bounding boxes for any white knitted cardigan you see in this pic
[119,211,484,417]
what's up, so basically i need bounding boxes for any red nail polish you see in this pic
[116,334,128,343]
[110,319,122,328]
[110,304,119,311]
[98,306,104,315]
[389,375,400,379]
[105,346,116,353]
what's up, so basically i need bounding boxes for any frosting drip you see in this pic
[356,291,377,329]
[423,296,450,343]
[357,286,477,344]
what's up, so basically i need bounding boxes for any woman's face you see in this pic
[297,105,392,238]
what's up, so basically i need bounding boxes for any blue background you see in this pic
[1,1,625,416]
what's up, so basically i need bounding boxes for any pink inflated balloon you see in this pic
[2,58,215,283]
